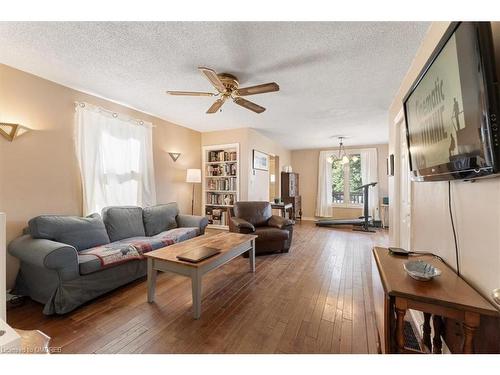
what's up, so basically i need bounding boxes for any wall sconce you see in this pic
[168,152,181,162]
[0,123,30,142]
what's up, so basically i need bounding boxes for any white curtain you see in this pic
[75,103,156,215]
[360,148,379,220]
[315,151,333,217]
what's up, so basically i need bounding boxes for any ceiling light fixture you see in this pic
[339,137,350,164]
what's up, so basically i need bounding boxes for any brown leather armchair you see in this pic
[228,201,294,255]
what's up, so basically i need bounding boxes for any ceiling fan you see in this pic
[166,67,279,114]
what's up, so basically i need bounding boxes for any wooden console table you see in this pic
[372,247,499,354]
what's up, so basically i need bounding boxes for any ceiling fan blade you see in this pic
[206,97,226,114]
[198,67,226,93]
[235,82,279,96]
[233,97,266,114]
[166,91,215,97]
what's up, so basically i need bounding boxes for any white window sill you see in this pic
[331,204,364,209]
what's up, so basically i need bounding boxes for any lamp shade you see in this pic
[186,169,201,183]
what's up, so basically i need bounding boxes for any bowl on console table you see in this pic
[404,260,442,281]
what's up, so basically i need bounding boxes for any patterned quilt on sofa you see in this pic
[83,227,197,267]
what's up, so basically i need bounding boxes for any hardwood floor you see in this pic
[7,221,388,354]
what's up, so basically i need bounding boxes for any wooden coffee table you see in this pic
[145,232,257,319]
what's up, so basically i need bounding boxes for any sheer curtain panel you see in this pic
[75,103,156,215]
[360,148,379,220]
[315,151,334,217]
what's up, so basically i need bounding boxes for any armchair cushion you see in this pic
[254,227,289,242]
[28,213,110,251]
[230,217,256,232]
[102,206,145,242]
[143,203,179,236]
[268,215,294,229]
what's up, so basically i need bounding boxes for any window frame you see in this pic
[331,150,363,209]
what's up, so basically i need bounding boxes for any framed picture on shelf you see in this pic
[253,150,269,171]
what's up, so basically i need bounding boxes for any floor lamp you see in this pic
[186,169,201,215]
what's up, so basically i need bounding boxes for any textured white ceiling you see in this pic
[0,22,429,149]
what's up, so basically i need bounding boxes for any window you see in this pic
[331,153,363,206]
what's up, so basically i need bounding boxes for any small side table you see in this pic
[380,203,389,228]
[271,202,293,219]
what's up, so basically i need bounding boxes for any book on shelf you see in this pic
[206,192,235,206]
[212,208,221,225]
[207,150,237,163]
[206,163,237,177]
[210,208,228,226]
[205,207,213,224]
[206,177,237,191]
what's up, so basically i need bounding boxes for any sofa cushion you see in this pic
[153,227,198,243]
[78,253,103,275]
[143,203,179,236]
[102,206,145,242]
[77,228,199,275]
[28,213,110,251]
[254,227,289,242]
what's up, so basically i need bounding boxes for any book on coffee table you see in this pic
[176,246,221,263]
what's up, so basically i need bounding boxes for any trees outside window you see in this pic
[331,153,363,206]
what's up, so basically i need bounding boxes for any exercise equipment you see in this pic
[316,182,378,232]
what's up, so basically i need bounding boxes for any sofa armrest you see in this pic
[230,217,256,233]
[176,214,209,234]
[268,215,294,229]
[8,235,79,281]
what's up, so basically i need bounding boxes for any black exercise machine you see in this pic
[316,182,378,232]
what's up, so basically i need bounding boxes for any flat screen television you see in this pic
[403,22,500,181]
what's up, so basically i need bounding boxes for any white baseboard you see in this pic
[301,216,317,221]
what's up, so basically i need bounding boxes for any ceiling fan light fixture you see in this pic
[166,67,279,115]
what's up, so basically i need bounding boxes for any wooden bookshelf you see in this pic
[202,143,240,230]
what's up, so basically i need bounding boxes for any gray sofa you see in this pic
[8,203,208,315]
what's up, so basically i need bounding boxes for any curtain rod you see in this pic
[74,101,156,127]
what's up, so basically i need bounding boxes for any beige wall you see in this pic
[201,128,292,201]
[247,129,292,201]
[291,144,389,219]
[0,64,202,289]
[388,22,500,304]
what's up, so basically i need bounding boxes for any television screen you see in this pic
[403,22,499,181]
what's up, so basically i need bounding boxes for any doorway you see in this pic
[269,155,279,202]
